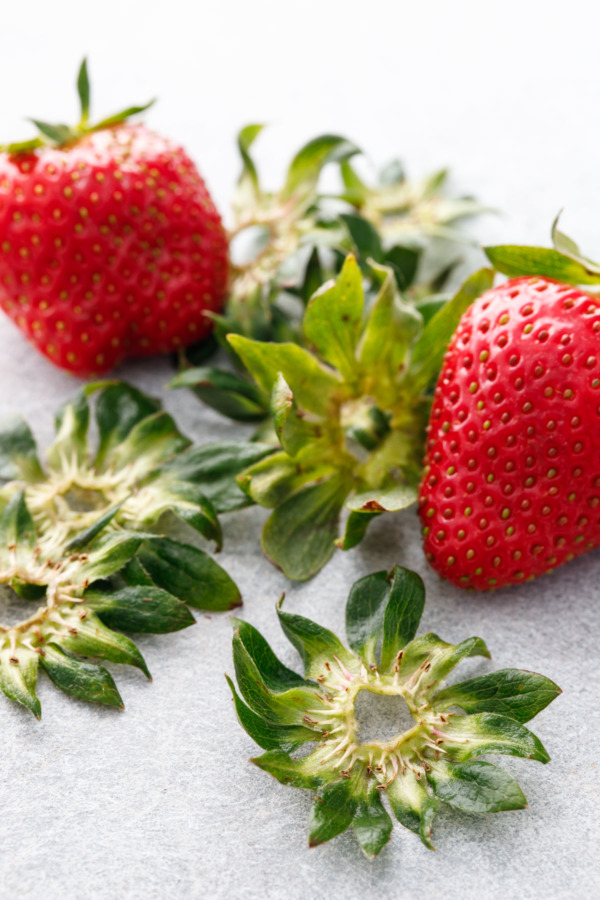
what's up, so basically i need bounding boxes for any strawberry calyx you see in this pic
[228,565,561,858]
[0,381,275,717]
[0,59,154,155]
[200,255,493,580]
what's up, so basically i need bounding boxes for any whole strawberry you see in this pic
[0,61,228,376]
[420,273,600,590]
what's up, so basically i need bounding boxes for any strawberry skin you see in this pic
[419,276,600,590]
[0,124,228,376]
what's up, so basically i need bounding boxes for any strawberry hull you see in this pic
[0,125,228,376]
[419,276,600,590]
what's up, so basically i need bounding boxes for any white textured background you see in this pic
[0,2,599,898]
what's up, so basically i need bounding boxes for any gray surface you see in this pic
[1,2,599,898]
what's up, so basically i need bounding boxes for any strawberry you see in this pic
[0,61,228,376]
[419,274,600,590]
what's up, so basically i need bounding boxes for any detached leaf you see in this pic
[346,483,418,513]
[436,713,550,764]
[427,759,528,813]
[380,566,426,672]
[0,647,41,719]
[435,669,561,724]
[485,245,600,285]
[95,382,160,468]
[226,676,315,752]
[85,585,195,635]
[276,606,357,679]
[47,388,91,469]
[353,779,393,858]
[345,569,392,665]
[54,611,150,679]
[271,374,323,457]
[387,768,439,850]
[303,255,364,381]
[335,509,381,551]
[233,617,309,691]
[0,416,43,482]
[262,476,351,581]
[137,537,241,612]
[252,749,327,791]
[40,645,123,708]
[309,780,358,847]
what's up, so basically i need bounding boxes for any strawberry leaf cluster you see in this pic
[228,565,560,857]
[0,381,270,716]
[178,256,492,580]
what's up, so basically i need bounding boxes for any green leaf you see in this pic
[111,410,190,473]
[262,476,351,581]
[550,213,600,274]
[65,501,125,552]
[136,537,241,611]
[380,566,426,672]
[408,268,494,391]
[276,605,357,680]
[228,335,342,417]
[427,759,528,813]
[91,100,155,132]
[484,245,600,285]
[426,635,490,685]
[346,483,418,513]
[252,749,327,790]
[95,383,160,469]
[386,245,420,289]
[169,366,269,423]
[85,585,195,635]
[345,569,392,665]
[157,440,274,513]
[233,617,309,691]
[54,611,150,678]
[238,451,334,509]
[271,374,323,457]
[386,768,439,850]
[77,58,90,123]
[0,647,41,719]
[353,779,393,858]
[434,713,550,764]
[232,632,327,725]
[47,388,90,470]
[434,668,562,724]
[282,134,359,202]
[301,247,324,305]
[0,415,43,482]
[340,214,384,266]
[335,509,381,551]
[303,255,364,381]
[0,491,35,568]
[358,262,422,382]
[226,675,316,752]
[141,480,221,547]
[62,531,145,585]
[40,644,123,708]
[30,120,74,145]
[234,123,264,209]
[309,780,358,847]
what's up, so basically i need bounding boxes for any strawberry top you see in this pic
[420,276,600,590]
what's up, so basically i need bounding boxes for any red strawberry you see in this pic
[0,62,228,376]
[419,275,600,590]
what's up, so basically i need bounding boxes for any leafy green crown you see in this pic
[228,565,561,858]
[0,381,270,717]
[177,256,492,581]
[0,59,154,155]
